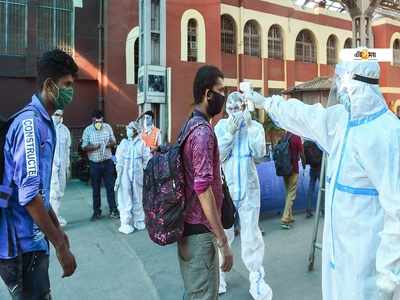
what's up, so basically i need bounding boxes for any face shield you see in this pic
[328,61,383,111]
[226,92,246,116]
[127,121,141,138]
[144,115,153,127]
[327,63,364,110]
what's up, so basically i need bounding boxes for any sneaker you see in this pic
[90,213,102,222]
[110,210,120,219]
[280,223,291,230]
[219,284,227,295]
[249,278,273,300]
[306,211,314,219]
[119,224,135,235]
[134,222,146,231]
[219,275,227,295]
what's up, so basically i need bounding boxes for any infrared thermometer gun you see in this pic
[239,82,255,112]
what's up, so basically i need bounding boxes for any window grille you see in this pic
[268,25,283,59]
[244,21,260,57]
[394,39,400,66]
[0,0,27,56]
[37,0,73,55]
[327,35,337,65]
[187,18,197,62]
[134,38,139,84]
[221,15,236,55]
[344,38,352,49]
[295,30,316,63]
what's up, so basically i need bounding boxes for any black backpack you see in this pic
[0,106,37,208]
[0,107,37,258]
[0,115,14,208]
[143,116,205,246]
[273,134,293,177]
[304,141,322,168]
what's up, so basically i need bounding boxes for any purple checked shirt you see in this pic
[182,111,223,230]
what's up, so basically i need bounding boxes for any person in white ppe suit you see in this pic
[115,121,152,234]
[215,92,273,300]
[244,60,400,300]
[50,109,71,227]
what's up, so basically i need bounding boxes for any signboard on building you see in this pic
[137,65,167,105]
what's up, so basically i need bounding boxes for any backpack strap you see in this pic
[177,111,210,147]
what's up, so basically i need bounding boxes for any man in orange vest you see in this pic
[141,111,161,151]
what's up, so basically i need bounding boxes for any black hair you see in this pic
[193,65,224,104]
[144,111,154,118]
[37,49,79,89]
[92,110,104,119]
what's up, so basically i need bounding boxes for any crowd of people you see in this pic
[0,48,399,300]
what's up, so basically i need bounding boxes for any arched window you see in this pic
[126,27,139,85]
[221,15,236,55]
[295,30,316,63]
[327,35,337,65]
[134,38,139,84]
[268,25,283,59]
[0,0,27,56]
[244,21,260,57]
[393,39,400,66]
[37,0,73,55]
[187,19,197,62]
[344,38,352,49]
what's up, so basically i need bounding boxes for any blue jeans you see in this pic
[89,159,117,214]
[0,252,51,300]
[306,168,320,212]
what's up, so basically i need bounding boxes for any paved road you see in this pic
[0,180,323,300]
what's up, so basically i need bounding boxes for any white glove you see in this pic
[243,110,252,127]
[114,177,121,192]
[377,276,396,300]
[227,114,241,135]
[243,90,267,109]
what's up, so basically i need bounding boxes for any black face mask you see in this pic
[206,91,226,117]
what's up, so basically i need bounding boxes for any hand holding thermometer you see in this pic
[239,82,255,112]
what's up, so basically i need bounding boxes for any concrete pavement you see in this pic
[0,180,323,300]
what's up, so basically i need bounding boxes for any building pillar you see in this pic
[343,0,380,47]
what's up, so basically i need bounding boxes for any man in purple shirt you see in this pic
[0,50,77,299]
[178,65,234,300]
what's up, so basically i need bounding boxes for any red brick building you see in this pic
[1,0,400,142]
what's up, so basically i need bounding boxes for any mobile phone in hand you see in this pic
[239,82,255,112]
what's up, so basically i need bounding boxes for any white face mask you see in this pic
[144,115,153,128]
[126,128,134,139]
[52,115,63,125]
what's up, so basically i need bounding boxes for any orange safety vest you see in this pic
[141,127,160,150]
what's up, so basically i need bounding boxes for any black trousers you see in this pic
[0,252,51,300]
[89,159,117,214]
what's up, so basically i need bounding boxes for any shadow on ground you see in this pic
[0,180,323,300]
